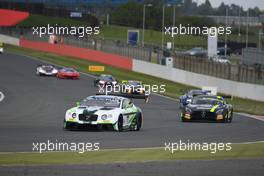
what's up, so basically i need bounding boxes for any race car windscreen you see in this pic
[101,75,114,81]
[62,68,75,72]
[81,97,121,108]
[43,65,54,70]
[192,98,222,106]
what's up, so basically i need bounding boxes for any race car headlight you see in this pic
[72,113,77,118]
[101,114,113,120]
[101,114,107,120]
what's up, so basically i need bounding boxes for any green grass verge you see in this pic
[5,44,264,115]
[0,142,263,165]
[100,25,258,48]
[100,25,207,48]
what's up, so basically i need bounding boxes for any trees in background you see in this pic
[109,0,263,31]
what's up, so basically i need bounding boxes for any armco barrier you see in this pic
[133,59,264,101]
[0,34,19,46]
[19,39,132,70]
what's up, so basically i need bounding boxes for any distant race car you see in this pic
[0,42,3,54]
[121,80,149,102]
[181,95,233,123]
[57,67,80,79]
[212,56,231,64]
[94,74,117,87]
[36,65,58,76]
[184,47,207,57]
[64,95,143,131]
[179,89,211,109]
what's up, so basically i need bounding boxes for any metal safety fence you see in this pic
[173,55,264,85]
[1,27,263,85]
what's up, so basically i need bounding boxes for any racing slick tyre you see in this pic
[36,71,42,76]
[145,96,149,103]
[117,115,124,132]
[97,124,103,131]
[136,113,142,131]
[227,110,233,123]
[224,111,233,123]
[130,113,142,131]
[63,119,72,130]
[63,120,78,130]
[181,117,187,122]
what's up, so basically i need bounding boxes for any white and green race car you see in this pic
[64,95,143,131]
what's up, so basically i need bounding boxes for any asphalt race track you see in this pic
[1,159,263,176]
[0,52,264,152]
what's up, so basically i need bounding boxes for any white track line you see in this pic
[0,91,5,102]
[235,113,264,122]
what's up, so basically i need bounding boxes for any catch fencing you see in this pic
[1,27,263,85]
[173,55,264,85]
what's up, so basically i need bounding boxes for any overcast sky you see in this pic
[197,0,264,9]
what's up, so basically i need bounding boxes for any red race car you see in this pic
[57,68,80,79]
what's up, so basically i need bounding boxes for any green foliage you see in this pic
[0,142,264,165]
[110,1,143,28]
[110,2,216,31]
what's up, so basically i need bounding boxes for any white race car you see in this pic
[64,95,143,131]
[36,65,58,76]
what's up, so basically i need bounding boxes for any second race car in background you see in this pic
[94,74,118,87]
[120,80,150,102]
[36,65,58,76]
[181,95,233,123]
[57,67,80,79]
